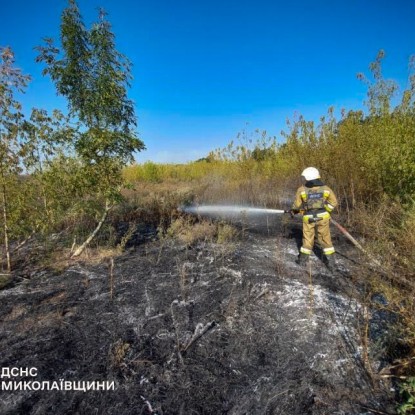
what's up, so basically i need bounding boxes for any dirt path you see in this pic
[0,217,396,414]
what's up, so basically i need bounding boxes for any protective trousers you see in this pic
[300,217,335,256]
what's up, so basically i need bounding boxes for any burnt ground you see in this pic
[0,214,398,414]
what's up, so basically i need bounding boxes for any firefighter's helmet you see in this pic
[301,167,320,181]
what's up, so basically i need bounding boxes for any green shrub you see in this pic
[398,377,415,415]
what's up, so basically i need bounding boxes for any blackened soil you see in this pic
[0,216,397,414]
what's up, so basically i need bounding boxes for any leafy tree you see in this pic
[23,108,75,227]
[355,50,415,202]
[36,0,144,256]
[357,50,399,116]
[0,47,31,272]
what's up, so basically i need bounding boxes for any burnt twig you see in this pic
[181,321,216,353]
[254,287,269,301]
[109,257,114,300]
[170,300,184,364]
[140,395,159,414]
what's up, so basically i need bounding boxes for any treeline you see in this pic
[0,0,143,273]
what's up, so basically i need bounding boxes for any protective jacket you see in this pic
[292,179,338,222]
[292,179,338,256]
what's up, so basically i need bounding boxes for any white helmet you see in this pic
[301,167,320,181]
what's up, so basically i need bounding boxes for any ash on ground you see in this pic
[0,216,397,414]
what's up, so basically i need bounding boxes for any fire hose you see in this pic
[284,209,367,255]
[285,209,366,253]
[285,209,382,268]
[182,204,412,287]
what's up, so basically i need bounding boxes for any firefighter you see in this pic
[291,167,338,270]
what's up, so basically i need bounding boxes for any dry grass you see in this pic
[117,222,136,253]
[167,217,217,246]
[17,310,64,333]
[3,305,27,322]
[109,340,131,368]
[40,291,66,305]
[165,215,240,248]
[217,222,239,244]
[40,247,119,272]
[342,199,415,382]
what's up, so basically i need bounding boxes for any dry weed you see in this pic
[167,217,217,246]
[117,222,136,253]
[109,340,131,368]
[217,222,239,244]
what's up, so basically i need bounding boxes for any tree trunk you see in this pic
[1,181,11,273]
[71,200,113,258]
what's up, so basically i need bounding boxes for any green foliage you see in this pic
[41,155,96,215]
[21,108,75,228]
[273,51,415,205]
[0,47,30,177]
[0,46,31,270]
[34,0,145,255]
[357,50,399,116]
[141,161,162,183]
[398,377,415,415]
[36,0,144,201]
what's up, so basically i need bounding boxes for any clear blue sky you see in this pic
[1,0,414,163]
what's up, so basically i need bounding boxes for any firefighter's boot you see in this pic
[323,254,336,272]
[296,253,309,266]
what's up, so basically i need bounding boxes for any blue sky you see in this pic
[1,0,414,163]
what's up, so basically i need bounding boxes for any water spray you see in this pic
[181,205,286,216]
[180,204,415,288]
[181,204,367,257]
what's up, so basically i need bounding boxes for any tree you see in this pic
[23,108,75,227]
[356,51,415,202]
[0,47,31,272]
[357,49,399,116]
[36,0,144,256]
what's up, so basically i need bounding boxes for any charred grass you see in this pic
[0,218,396,414]
[2,179,414,414]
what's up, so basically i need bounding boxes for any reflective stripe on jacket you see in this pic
[293,184,338,220]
